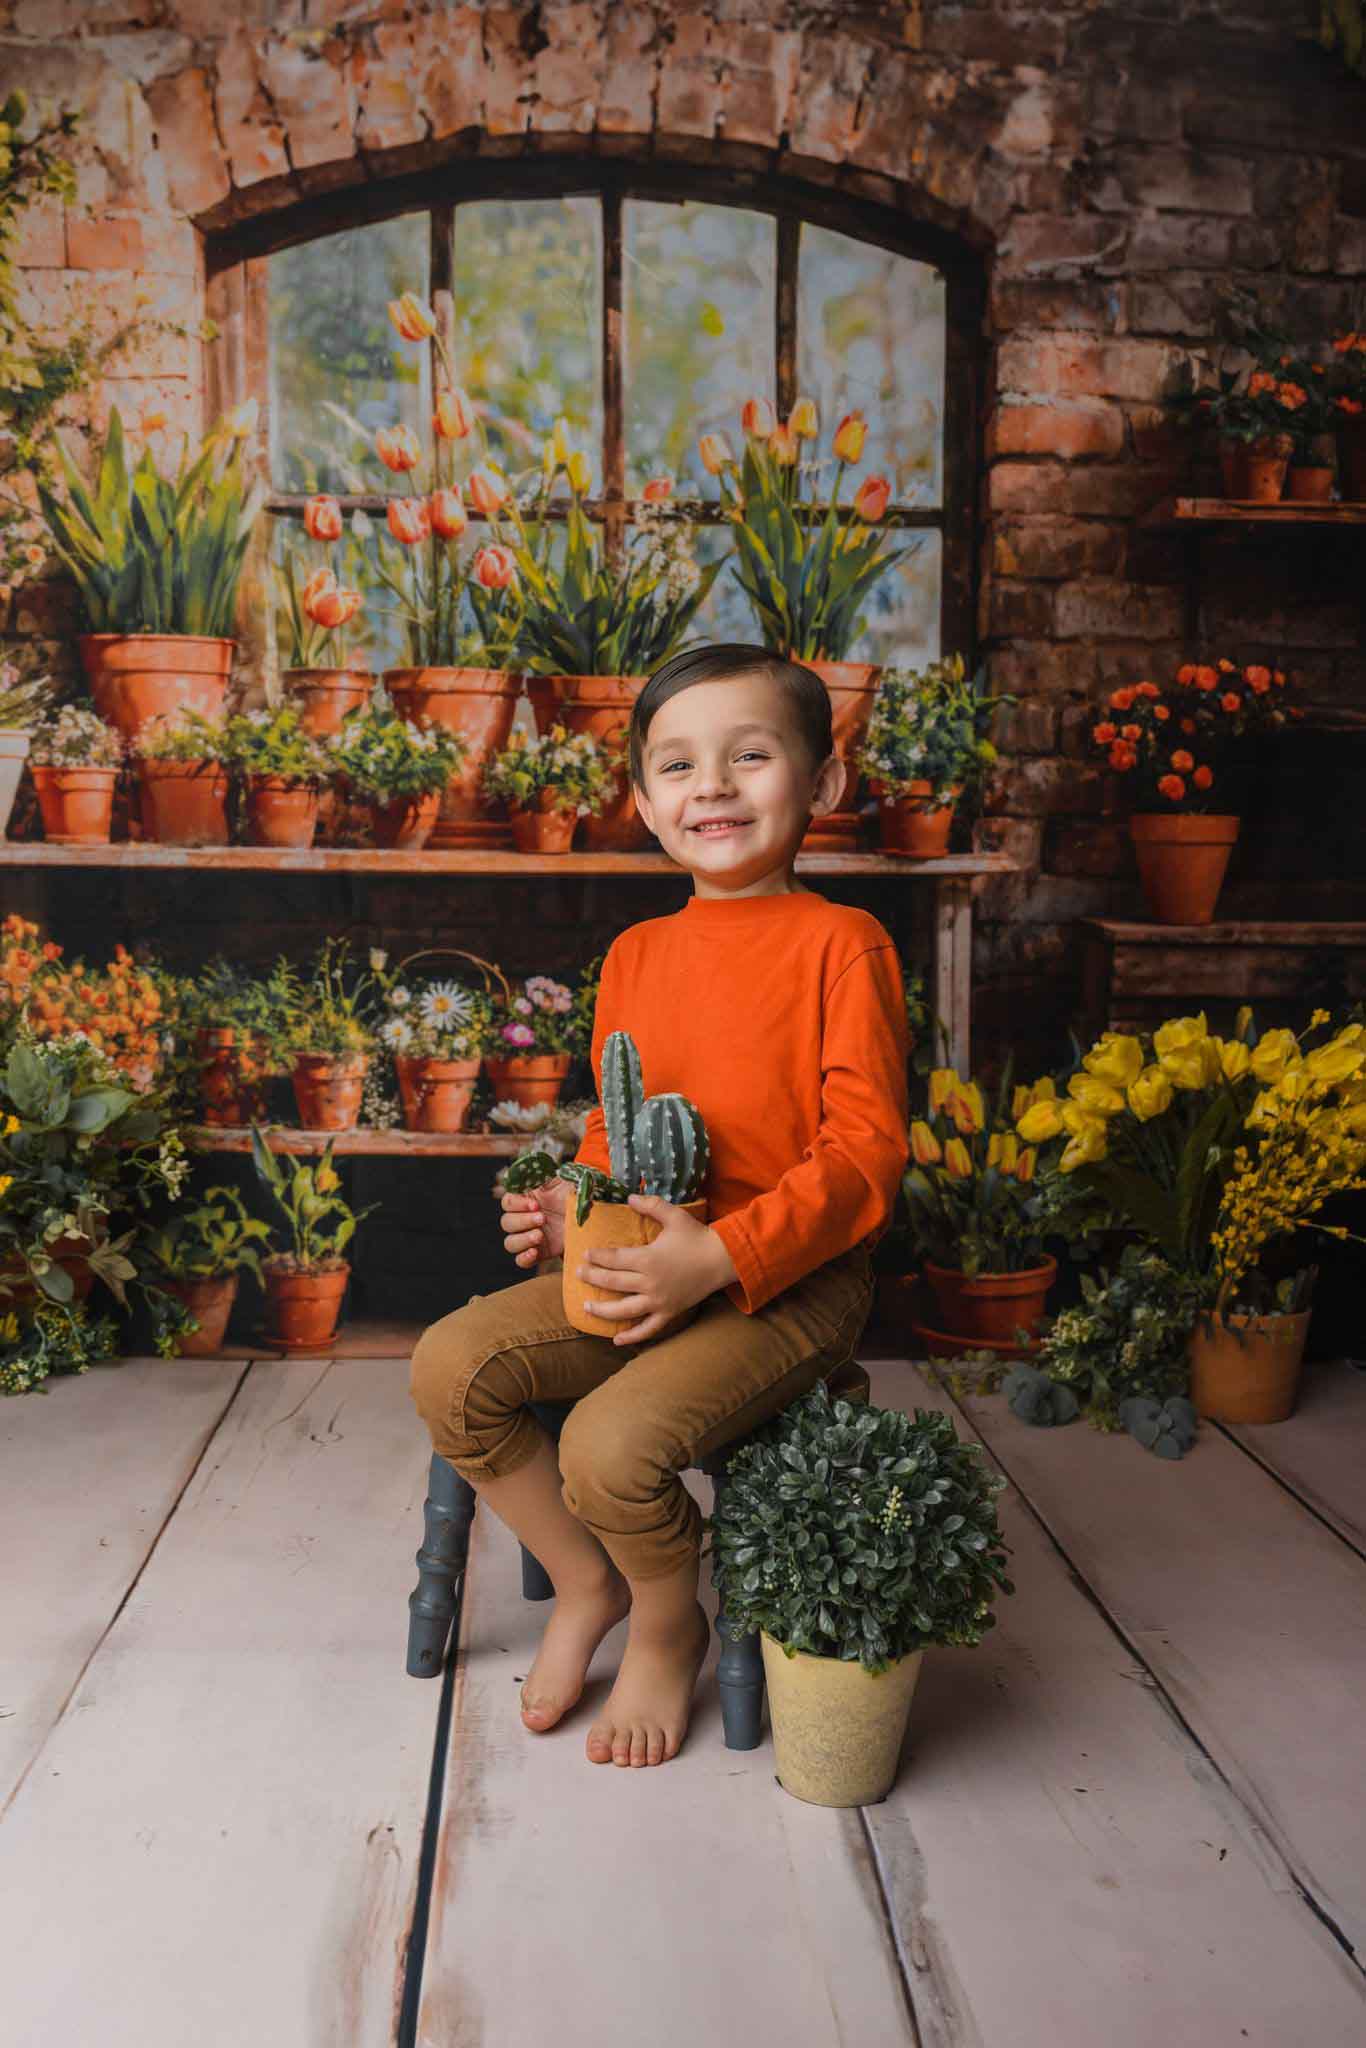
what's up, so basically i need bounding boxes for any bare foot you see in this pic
[585,1600,711,1767]
[520,1569,633,1733]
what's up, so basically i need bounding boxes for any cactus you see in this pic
[601,1029,644,1188]
[634,1092,709,1203]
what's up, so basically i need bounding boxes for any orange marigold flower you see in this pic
[1338,396,1364,415]
[1171,749,1195,772]
[1245,665,1272,693]
[1092,722,1118,745]
[1248,370,1276,397]
[1158,773,1186,802]
[1133,680,1160,698]
[1180,717,1197,734]
[1217,658,1236,673]
[41,942,60,961]
[1109,687,1135,711]
[1176,663,1198,686]
[1221,691,1241,713]
[1121,724,1141,741]
[1194,665,1218,691]
[1153,703,1171,721]
[1192,765,1214,790]
[1109,741,1137,771]
[1277,383,1307,410]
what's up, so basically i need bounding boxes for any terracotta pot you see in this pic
[368,789,441,849]
[263,1260,350,1353]
[1337,409,1366,500]
[508,788,578,853]
[876,780,959,858]
[394,1053,481,1132]
[78,633,234,742]
[291,1051,368,1131]
[163,1273,239,1357]
[1285,465,1334,504]
[796,658,881,853]
[1219,434,1292,503]
[923,1256,1058,1344]
[29,763,118,844]
[384,666,520,848]
[0,729,30,839]
[1188,1309,1311,1424]
[562,1194,710,1339]
[196,1025,271,1126]
[526,674,652,851]
[244,774,319,849]
[761,1631,924,1807]
[283,667,372,737]
[137,756,230,846]
[482,1050,571,1110]
[1129,812,1239,926]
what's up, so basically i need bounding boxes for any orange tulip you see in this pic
[943,1137,973,1181]
[788,396,819,439]
[1015,1146,1037,1184]
[433,388,474,440]
[309,583,362,629]
[472,544,516,591]
[467,470,507,518]
[387,496,430,545]
[741,396,776,439]
[853,474,890,522]
[768,423,798,466]
[429,486,467,541]
[697,432,734,476]
[387,292,436,342]
[376,424,422,473]
[641,475,673,503]
[301,567,337,612]
[302,494,343,543]
[833,411,866,463]
[909,1120,942,1166]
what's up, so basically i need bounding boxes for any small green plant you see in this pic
[0,656,51,730]
[326,689,466,803]
[708,1381,1014,1673]
[1026,1245,1212,1444]
[481,720,615,820]
[265,936,378,1059]
[0,1297,119,1398]
[248,1127,378,1271]
[28,701,122,767]
[554,1026,709,1223]
[221,703,331,785]
[132,706,230,763]
[856,655,1010,811]
[141,1185,271,1284]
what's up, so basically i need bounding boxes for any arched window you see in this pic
[209,165,978,674]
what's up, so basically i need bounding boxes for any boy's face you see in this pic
[632,671,846,887]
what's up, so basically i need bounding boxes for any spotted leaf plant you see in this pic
[554,1027,709,1225]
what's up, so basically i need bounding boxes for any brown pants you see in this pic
[408,1240,876,1583]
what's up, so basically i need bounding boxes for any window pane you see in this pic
[857,528,941,669]
[268,213,430,495]
[625,200,776,499]
[450,198,602,488]
[797,224,945,507]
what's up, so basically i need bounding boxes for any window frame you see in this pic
[205,157,983,671]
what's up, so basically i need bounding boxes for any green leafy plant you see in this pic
[0,655,51,730]
[708,1381,1014,1673]
[856,655,1010,811]
[221,703,332,786]
[38,405,266,636]
[553,1027,709,1223]
[184,955,292,1075]
[0,1296,119,1398]
[481,720,615,819]
[248,1126,378,1271]
[326,689,466,802]
[1026,1245,1212,1445]
[141,1184,271,1284]
[131,706,230,763]
[27,701,123,767]
[1318,0,1366,77]
[265,937,378,1059]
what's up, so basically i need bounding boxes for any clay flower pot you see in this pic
[291,1051,368,1130]
[875,779,960,859]
[1219,434,1292,504]
[78,633,234,742]
[923,1256,1058,1344]
[30,764,118,843]
[384,666,520,848]
[481,1050,571,1110]
[196,1025,271,1126]
[1187,1309,1312,1424]
[283,667,373,737]
[394,1053,481,1132]
[163,1273,239,1357]
[368,789,441,849]
[1129,812,1240,926]
[526,674,652,852]
[0,729,31,839]
[263,1259,350,1353]
[562,1194,710,1339]
[138,757,230,846]
[1336,409,1366,500]
[244,774,319,849]
[761,1632,924,1807]
[1285,464,1334,504]
[798,659,882,853]
[507,788,578,853]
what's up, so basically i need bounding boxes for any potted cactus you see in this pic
[552,1027,710,1340]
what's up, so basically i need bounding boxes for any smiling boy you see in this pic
[409,644,910,1768]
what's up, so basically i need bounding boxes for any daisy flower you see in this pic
[380,1016,415,1051]
[420,980,473,1029]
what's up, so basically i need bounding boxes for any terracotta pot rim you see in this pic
[1129,812,1240,844]
[396,1053,482,1074]
[78,631,237,650]
[294,1050,368,1070]
[245,773,323,792]
[383,666,514,690]
[923,1255,1058,1290]
[30,762,119,779]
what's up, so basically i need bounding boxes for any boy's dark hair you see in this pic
[629,644,834,788]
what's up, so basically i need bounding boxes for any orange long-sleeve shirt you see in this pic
[572,888,911,1315]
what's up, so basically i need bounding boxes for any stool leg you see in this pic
[521,1399,570,1603]
[710,1469,766,1750]
[406,1452,476,1678]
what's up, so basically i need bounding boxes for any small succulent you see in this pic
[1002,1363,1080,1427]
[1117,1394,1199,1459]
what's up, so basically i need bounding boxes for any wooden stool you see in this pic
[405,1353,871,1750]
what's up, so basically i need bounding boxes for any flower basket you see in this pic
[244,774,319,849]
[30,763,118,843]
[162,1273,239,1356]
[561,1195,710,1339]
[138,756,230,847]
[1187,1309,1312,1424]
[292,1051,368,1131]
[760,1632,925,1808]
[923,1255,1058,1343]
[380,946,505,1132]
[1129,813,1240,925]
[384,667,520,847]
[78,634,235,741]
[263,1257,350,1352]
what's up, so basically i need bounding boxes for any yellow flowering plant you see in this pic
[903,1065,1058,1274]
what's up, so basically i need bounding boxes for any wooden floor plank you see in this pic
[416,1467,914,2048]
[0,1356,443,2048]
[860,1359,1366,2046]
[1222,1358,1366,1555]
[0,1355,243,1813]
[939,1362,1366,1976]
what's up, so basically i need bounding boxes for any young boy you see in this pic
[408,644,910,1770]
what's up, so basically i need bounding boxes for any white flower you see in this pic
[380,1016,415,1051]
[487,1099,553,1131]
[420,980,473,1029]
[388,986,411,1008]
[369,948,388,972]
[513,996,533,1015]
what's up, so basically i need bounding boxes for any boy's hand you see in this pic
[501,1176,568,1268]
[575,1193,739,1345]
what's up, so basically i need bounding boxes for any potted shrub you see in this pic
[141,1185,272,1357]
[248,1125,378,1353]
[483,970,587,1110]
[856,655,1011,858]
[185,955,285,1126]
[0,660,51,839]
[221,701,332,849]
[27,701,123,843]
[507,442,721,851]
[1090,656,1302,925]
[710,398,918,851]
[132,707,231,847]
[372,946,501,1133]
[267,936,377,1131]
[904,1067,1061,1347]
[1273,349,1339,502]
[1329,330,1366,499]
[274,495,373,735]
[325,686,467,850]
[709,1381,1014,1806]
[548,1029,710,1339]
[38,404,264,738]
[481,720,614,854]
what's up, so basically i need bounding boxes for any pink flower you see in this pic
[513,996,533,1014]
[554,994,572,1012]
[502,1021,535,1047]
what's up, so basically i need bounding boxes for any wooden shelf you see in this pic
[1084,917,1366,944]
[0,842,1016,877]
[1140,496,1366,529]
[185,1124,530,1156]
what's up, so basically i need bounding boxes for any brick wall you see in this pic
[4,0,1365,1076]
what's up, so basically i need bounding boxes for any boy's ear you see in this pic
[631,777,656,832]
[809,752,847,815]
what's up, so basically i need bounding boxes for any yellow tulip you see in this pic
[388,292,436,342]
[1067,1072,1126,1116]
[1082,1032,1144,1089]
[1234,1004,1254,1041]
[1249,1028,1298,1083]
[1011,1084,1032,1121]
[1159,1046,1215,1091]
[1126,1065,1173,1121]
[1059,1114,1107,1172]
[943,1137,973,1181]
[1213,1037,1251,1080]
[987,1131,1019,1174]
[948,1080,985,1136]
[1277,1067,1313,1103]
[1031,1074,1057,1101]
[1017,1099,1064,1143]
[788,395,819,439]
[566,449,592,496]
[550,415,572,465]
[928,1067,960,1114]
[1015,1146,1037,1183]
[1305,1039,1366,1085]
[909,1120,941,1166]
[698,432,734,476]
[1152,1013,1208,1060]
[833,410,867,463]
